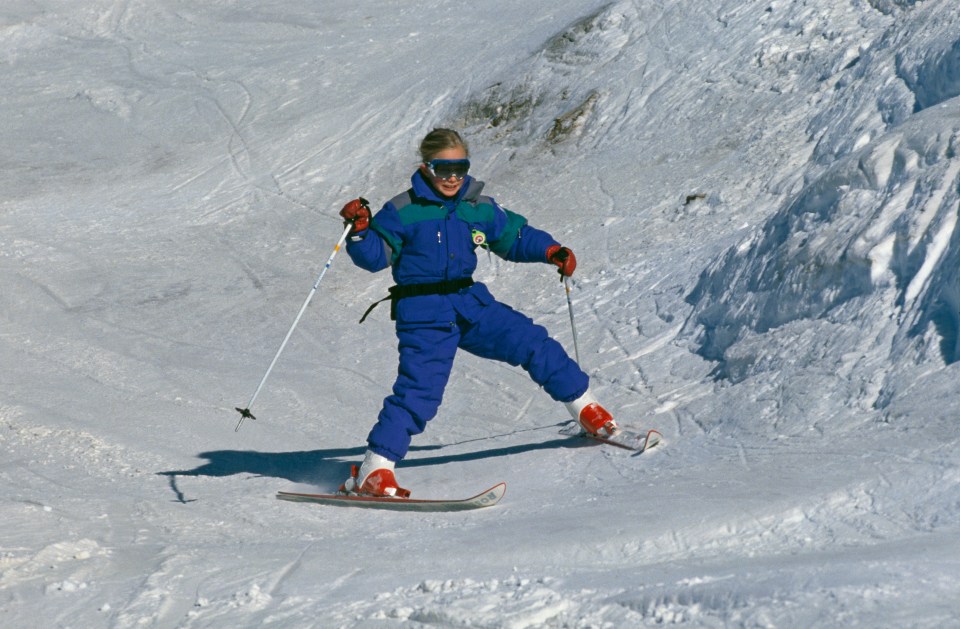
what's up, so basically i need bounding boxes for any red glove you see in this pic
[546,245,577,278]
[339,197,371,233]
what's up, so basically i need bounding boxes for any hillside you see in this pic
[2,1,959,627]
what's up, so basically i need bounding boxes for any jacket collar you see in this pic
[411,170,484,206]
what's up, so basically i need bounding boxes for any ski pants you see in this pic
[366,295,589,462]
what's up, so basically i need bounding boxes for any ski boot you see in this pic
[339,451,410,498]
[565,389,620,437]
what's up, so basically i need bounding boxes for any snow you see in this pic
[2,0,960,627]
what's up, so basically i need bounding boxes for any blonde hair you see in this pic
[419,128,469,162]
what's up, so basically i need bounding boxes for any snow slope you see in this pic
[2,0,959,627]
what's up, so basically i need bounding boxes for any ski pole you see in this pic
[235,219,356,431]
[563,276,582,366]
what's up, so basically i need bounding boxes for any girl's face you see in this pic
[421,146,469,198]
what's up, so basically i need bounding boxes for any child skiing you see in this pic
[337,128,618,497]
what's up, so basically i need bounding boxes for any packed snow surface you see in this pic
[2,1,960,627]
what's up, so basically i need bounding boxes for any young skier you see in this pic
[337,128,618,497]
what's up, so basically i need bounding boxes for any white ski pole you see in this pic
[235,219,356,431]
[563,276,582,366]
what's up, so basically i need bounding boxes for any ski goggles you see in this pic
[425,158,471,181]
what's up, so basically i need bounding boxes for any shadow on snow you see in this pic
[157,423,581,502]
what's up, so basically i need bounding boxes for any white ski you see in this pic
[562,422,662,453]
[276,482,506,512]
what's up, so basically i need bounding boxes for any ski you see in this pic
[276,482,506,512]
[562,422,662,453]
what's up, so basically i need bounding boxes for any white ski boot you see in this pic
[565,389,620,436]
[339,450,410,498]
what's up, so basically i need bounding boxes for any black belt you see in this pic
[359,277,475,323]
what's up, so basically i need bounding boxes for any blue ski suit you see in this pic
[344,170,589,462]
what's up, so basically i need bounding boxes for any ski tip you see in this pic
[639,429,663,453]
